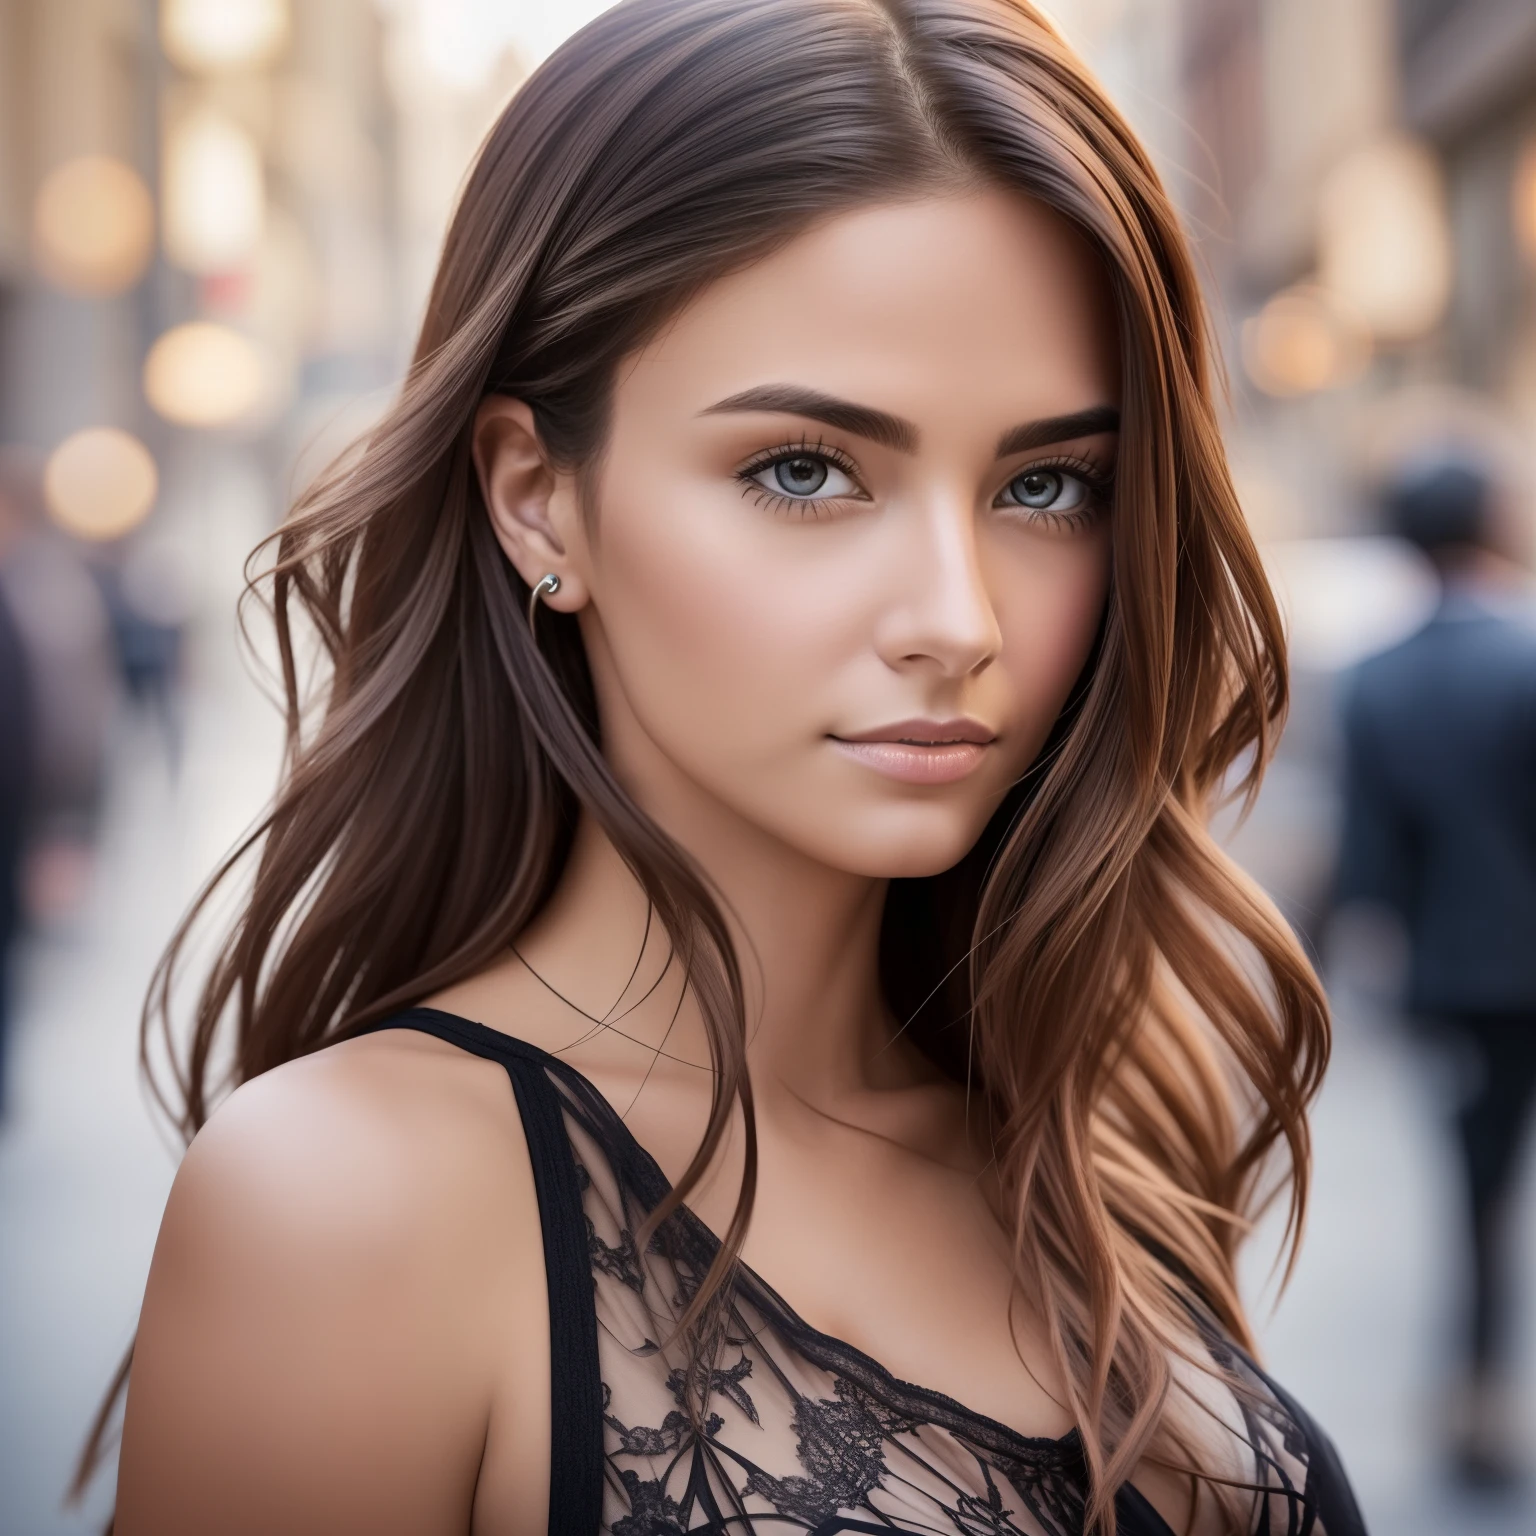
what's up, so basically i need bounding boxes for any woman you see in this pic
[97,1,1362,1531]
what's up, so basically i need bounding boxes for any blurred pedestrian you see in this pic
[1336,451,1536,1489]
[100,554,184,768]
[0,450,114,927]
[0,492,36,1120]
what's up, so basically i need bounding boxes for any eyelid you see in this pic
[995,450,1116,501]
[735,433,863,484]
[733,436,871,521]
[1004,447,1114,478]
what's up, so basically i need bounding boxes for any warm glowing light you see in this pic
[515,0,620,63]
[161,0,289,72]
[163,108,264,273]
[1317,134,1452,343]
[1515,138,1536,269]
[32,156,155,295]
[144,322,265,427]
[419,0,507,90]
[385,0,617,89]
[1242,286,1371,398]
[44,428,158,541]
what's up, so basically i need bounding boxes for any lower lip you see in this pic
[830,739,991,785]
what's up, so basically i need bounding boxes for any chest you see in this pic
[573,1117,1111,1536]
[674,1114,1075,1442]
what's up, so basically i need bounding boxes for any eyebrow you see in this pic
[995,405,1120,458]
[700,385,1119,459]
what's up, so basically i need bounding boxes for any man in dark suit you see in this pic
[1337,453,1536,1487]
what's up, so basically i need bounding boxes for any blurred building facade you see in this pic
[1173,0,1536,549]
[6,0,1525,570]
[1399,0,1536,404]
[0,0,398,577]
[0,0,542,680]
[0,0,554,934]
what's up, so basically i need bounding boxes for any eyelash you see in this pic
[734,435,864,519]
[733,440,1117,524]
[998,452,1117,528]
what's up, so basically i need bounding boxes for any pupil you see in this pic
[1017,470,1060,506]
[777,457,826,494]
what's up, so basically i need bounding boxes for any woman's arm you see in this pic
[115,1031,550,1536]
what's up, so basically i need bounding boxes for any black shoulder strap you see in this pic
[1249,1359,1369,1536]
[359,1008,604,1536]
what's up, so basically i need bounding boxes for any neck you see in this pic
[518,804,905,1103]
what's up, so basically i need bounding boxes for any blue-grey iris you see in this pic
[776,457,828,495]
[1009,469,1064,507]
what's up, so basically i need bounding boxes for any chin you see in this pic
[804,805,994,881]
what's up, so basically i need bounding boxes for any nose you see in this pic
[873,493,1002,680]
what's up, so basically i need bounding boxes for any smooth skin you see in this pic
[119,190,1219,1533]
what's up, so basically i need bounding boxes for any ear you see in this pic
[472,396,589,611]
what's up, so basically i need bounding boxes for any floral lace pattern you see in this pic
[547,1065,1339,1536]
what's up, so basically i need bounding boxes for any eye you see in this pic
[746,451,859,503]
[999,467,1090,513]
[735,438,865,517]
[993,455,1113,526]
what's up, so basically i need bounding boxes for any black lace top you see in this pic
[365,1009,1366,1536]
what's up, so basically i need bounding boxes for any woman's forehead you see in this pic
[618,190,1120,433]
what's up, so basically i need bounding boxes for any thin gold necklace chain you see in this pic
[508,906,709,1071]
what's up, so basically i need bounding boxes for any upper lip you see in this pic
[834,718,996,745]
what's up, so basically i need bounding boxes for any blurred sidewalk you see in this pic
[1,682,1534,1533]
[1247,994,1536,1534]
[0,637,281,1536]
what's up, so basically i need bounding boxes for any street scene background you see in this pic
[2,2,1535,1532]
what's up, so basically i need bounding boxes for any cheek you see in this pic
[585,478,842,759]
[990,532,1110,760]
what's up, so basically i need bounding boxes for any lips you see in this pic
[829,718,996,785]
[834,718,996,746]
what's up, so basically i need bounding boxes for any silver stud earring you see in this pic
[527,572,561,632]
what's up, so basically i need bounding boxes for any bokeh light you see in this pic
[1317,134,1453,343]
[43,427,159,541]
[143,322,266,427]
[380,0,620,91]
[1242,286,1372,397]
[31,156,155,296]
[160,0,289,73]
[509,0,624,65]
[163,108,264,274]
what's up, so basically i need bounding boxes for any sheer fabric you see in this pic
[367,1010,1366,1536]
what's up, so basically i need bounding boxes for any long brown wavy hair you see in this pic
[81,0,1328,1528]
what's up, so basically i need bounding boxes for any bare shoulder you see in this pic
[117,1028,550,1536]
[151,1028,544,1299]
[176,1027,529,1224]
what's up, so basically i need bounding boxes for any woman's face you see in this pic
[488,189,1119,879]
